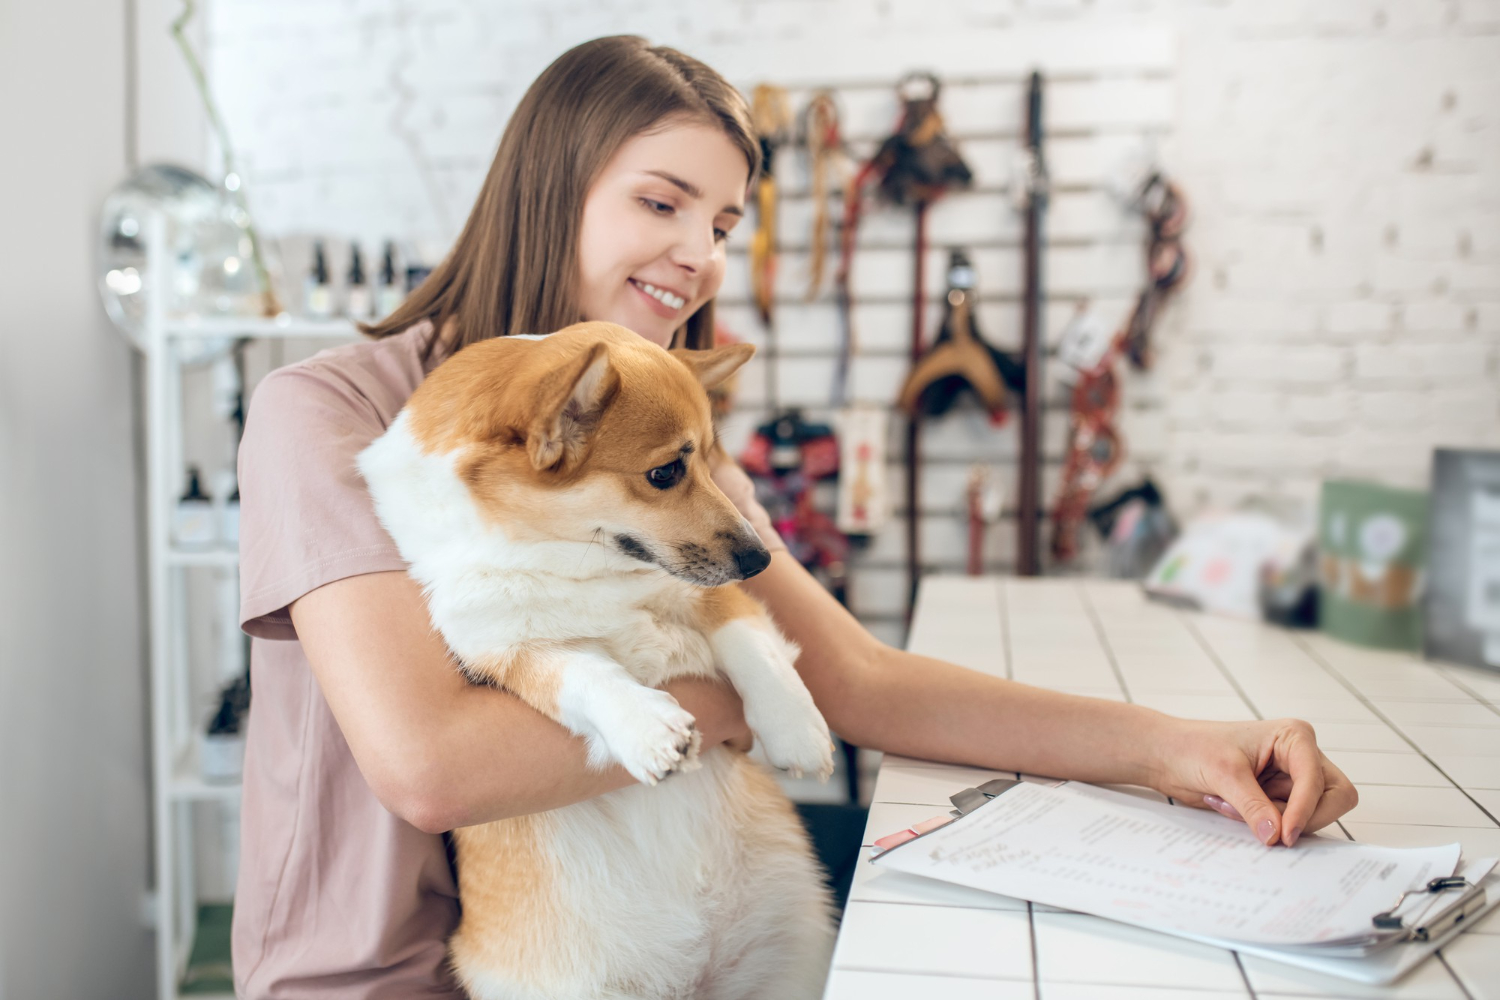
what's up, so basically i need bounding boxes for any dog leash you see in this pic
[802,92,845,303]
[1050,172,1190,562]
[750,84,792,328]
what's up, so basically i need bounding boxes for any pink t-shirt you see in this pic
[234,321,783,998]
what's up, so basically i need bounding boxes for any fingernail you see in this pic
[1258,819,1276,845]
[1286,826,1303,847]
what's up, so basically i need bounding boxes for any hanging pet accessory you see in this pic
[800,91,849,302]
[739,409,848,602]
[750,84,793,328]
[966,466,1005,576]
[1120,172,1190,370]
[1050,303,1125,564]
[1050,169,1191,562]
[895,250,1025,423]
[1016,71,1049,577]
[837,71,973,613]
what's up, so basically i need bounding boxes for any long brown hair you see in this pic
[364,36,760,356]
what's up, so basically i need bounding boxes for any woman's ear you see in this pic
[528,342,616,472]
[670,342,756,391]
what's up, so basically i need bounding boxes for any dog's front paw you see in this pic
[597,688,702,786]
[753,704,836,782]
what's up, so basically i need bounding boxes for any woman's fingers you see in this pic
[1202,794,1243,821]
[1260,773,1295,799]
[1212,758,1289,846]
[1271,721,1325,847]
[1299,757,1359,833]
[1164,718,1360,847]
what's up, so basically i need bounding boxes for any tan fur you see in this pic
[411,323,755,574]
[449,814,566,980]
[463,642,568,716]
[695,583,765,633]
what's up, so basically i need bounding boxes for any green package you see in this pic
[1318,479,1428,650]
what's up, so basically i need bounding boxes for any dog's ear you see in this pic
[670,342,756,392]
[527,342,616,472]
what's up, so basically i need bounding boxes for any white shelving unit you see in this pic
[143,215,359,1000]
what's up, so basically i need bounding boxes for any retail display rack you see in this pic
[142,216,358,1000]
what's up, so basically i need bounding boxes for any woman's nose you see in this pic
[669,224,716,273]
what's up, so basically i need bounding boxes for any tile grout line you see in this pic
[998,577,1014,682]
[1291,634,1500,829]
[832,965,1034,983]
[1433,666,1500,720]
[845,898,1024,912]
[1437,951,1476,1000]
[1231,950,1259,1000]
[1027,901,1041,1000]
[1074,581,1133,704]
[1175,611,1266,721]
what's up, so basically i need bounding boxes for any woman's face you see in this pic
[576,120,749,348]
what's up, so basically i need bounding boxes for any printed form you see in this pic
[873,781,1461,947]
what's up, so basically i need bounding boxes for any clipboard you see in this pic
[869,778,1496,985]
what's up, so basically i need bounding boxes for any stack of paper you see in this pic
[870,780,1497,984]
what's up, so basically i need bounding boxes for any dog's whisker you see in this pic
[576,526,604,572]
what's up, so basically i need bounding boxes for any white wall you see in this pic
[203,0,1500,642]
[0,0,155,996]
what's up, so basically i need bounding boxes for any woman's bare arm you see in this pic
[290,570,748,833]
[739,550,1357,846]
[736,551,1162,780]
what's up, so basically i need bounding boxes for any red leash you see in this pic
[1051,174,1190,562]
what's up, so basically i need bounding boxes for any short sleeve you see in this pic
[710,453,787,554]
[238,367,410,640]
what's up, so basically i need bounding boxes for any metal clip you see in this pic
[1413,882,1488,942]
[950,778,1022,816]
[1372,876,1475,931]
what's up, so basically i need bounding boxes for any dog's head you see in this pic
[403,321,767,585]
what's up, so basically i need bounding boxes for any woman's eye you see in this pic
[646,460,685,490]
[641,198,673,215]
[714,228,730,243]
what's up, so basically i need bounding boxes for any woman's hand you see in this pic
[662,676,753,753]
[1150,717,1358,848]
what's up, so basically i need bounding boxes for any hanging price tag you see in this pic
[1056,306,1115,385]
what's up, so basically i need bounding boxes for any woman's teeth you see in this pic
[632,279,685,310]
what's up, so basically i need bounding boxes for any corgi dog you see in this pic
[357,322,838,1000]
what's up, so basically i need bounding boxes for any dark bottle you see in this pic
[346,243,370,319]
[305,240,332,319]
[376,241,403,317]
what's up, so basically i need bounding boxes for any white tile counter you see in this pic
[826,577,1500,1000]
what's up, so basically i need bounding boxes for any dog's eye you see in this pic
[646,460,685,490]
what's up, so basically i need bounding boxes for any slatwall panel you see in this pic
[710,67,1175,646]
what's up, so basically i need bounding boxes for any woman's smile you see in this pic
[629,277,689,317]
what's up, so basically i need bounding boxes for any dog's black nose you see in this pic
[734,546,771,579]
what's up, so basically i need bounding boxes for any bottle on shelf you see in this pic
[200,669,250,783]
[376,240,403,318]
[405,262,433,296]
[345,242,371,320]
[172,466,216,549]
[304,240,333,319]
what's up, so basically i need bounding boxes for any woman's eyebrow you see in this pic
[642,169,743,217]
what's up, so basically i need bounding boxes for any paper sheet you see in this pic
[1179,859,1498,985]
[872,781,1461,947]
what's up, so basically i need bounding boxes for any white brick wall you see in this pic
[203,0,1500,639]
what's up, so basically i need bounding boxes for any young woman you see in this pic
[234,35,1357,998]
